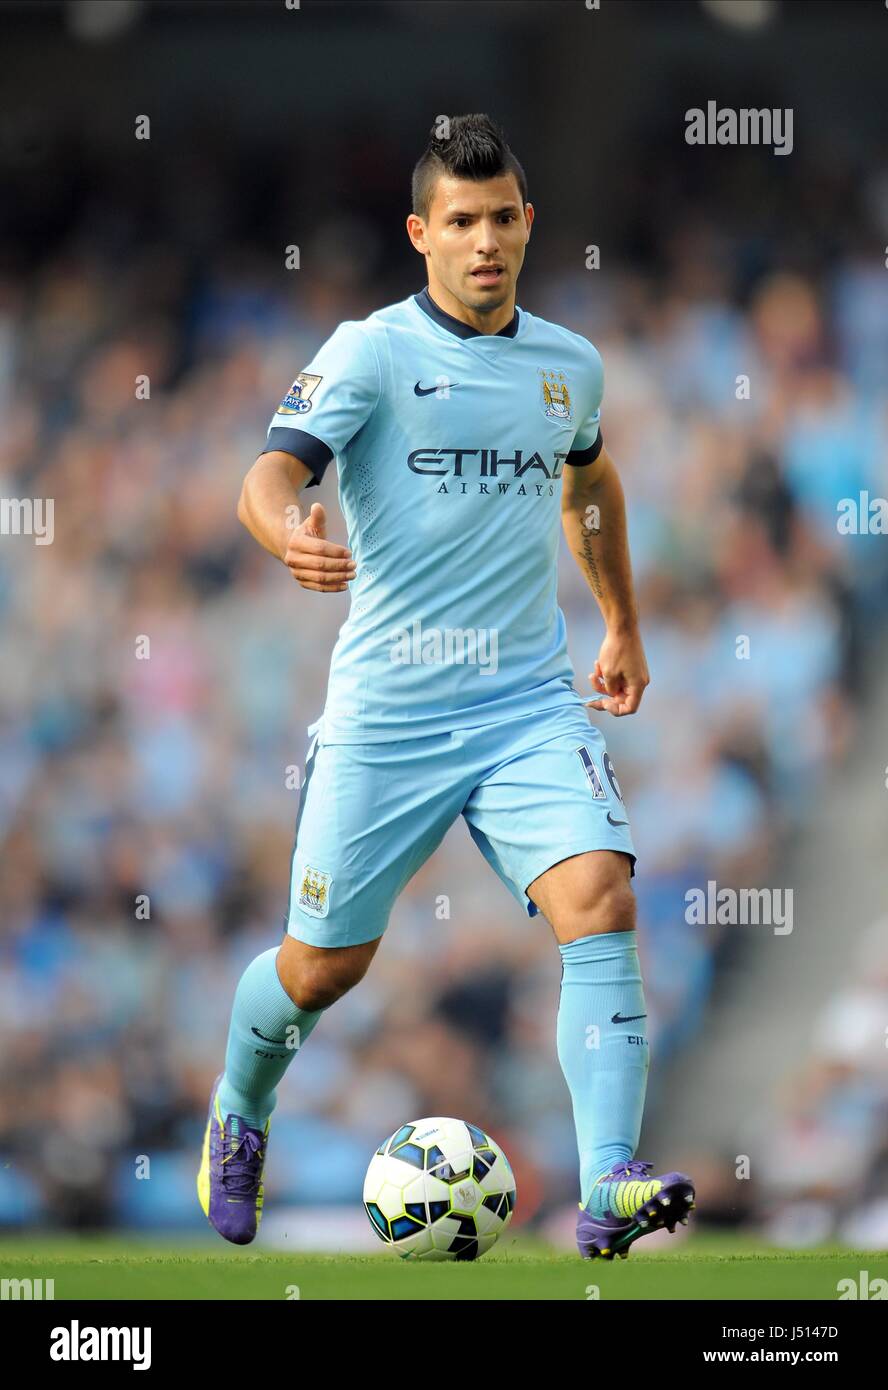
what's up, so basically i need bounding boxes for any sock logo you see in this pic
[251,1026,288,1044]
[611,1012,646,1024]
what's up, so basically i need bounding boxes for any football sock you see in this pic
[216,946,324,1129]
[556,929,650,1213]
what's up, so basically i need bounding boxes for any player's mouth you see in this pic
[470,264,505,285]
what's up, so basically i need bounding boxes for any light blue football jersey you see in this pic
[262,287,605,743]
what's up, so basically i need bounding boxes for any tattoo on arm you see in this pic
[580,523,604,599]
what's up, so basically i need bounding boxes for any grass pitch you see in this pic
[1,1233,884,1300]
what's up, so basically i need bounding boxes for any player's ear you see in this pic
[523,202,534,240]
[406,213,427,255]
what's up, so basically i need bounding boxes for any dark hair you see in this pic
[411,114,528,222]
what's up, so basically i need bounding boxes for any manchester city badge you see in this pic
[298,865,332,918]
[539,368,572,422]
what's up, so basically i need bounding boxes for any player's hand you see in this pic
[282,503,356,592]
[585,628,649,716]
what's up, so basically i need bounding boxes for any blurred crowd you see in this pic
[760,913,888,1250]
[1,128,887,1239]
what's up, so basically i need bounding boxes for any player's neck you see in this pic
[424,279,517,336]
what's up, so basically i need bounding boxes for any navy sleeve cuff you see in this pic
[261,427,334,487]
[565,430,604,467]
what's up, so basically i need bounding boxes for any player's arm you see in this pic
[237,450,355,593]
[245,321,378,592]
[561,444,650,716]
[561,443,636,627]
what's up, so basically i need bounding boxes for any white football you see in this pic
[363,1115,516,1260]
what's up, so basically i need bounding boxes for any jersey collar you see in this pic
[413,285,520,340]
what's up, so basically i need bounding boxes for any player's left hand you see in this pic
[585,628,650,716]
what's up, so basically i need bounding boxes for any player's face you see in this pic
[410,172,533,321]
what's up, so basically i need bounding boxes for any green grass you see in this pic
[1,1234,884,1300]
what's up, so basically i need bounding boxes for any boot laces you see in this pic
[221,1128,264,1196]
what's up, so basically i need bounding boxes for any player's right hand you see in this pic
[282,503,357,592]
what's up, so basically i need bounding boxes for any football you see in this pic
[363,1116,516,1260]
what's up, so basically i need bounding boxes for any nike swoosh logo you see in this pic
[612,1012,647,1023]
[414,381,460,396]
[607,812,628,826]
[251,1026,288,1044]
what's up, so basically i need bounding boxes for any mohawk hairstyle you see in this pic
[411,114,528,222]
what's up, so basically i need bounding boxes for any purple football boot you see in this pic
[577,1159,695,1260]
[197,1074,269,1245]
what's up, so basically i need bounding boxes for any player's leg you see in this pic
[463,704,694,1259]
[528,846,646,1200]
[217,933,381,1128]
[527,843,636,942]
[529,846,692,1256]
[528,848,645,1199]
[199,727,468,1243]
[198,933,378,1245]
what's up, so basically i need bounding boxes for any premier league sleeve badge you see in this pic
[277,372,323,415]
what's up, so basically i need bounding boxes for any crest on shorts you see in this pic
[539,368,572,422]
[277,372,323,415]
[298,865,332,917]
[576,746,607,799]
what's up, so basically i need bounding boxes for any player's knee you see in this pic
[564,868,636,940]
[290,976,346,1011]
[595,877,636,935]
[279,950,369,1011]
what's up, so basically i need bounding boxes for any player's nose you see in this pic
[475,220,502,252]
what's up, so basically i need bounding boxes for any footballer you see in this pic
[197,114,695,1259]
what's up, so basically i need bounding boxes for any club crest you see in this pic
[298,865,332,917]
[539,368,572,422]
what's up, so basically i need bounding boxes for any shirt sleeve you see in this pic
[260,321,381,487]
[565,342,604,468]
